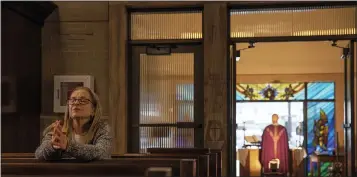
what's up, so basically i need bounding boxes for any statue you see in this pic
[260,114,290,174]
[313,109,328,152]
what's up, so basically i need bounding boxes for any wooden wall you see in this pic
[203,3,229,175]
[108,3,127,157]
[1,2,56,152]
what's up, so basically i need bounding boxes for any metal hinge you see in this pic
[343,123,351,128]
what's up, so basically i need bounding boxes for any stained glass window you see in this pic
[307,82,335,100]
[236,83,305,101]
[307,101,335,176]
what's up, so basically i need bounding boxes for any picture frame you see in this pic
[1,76,17,113]
[53,75,94,113]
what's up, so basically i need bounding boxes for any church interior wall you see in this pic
[35,1,356,172]
[40,2,110,132]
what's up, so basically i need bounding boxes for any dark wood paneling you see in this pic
[1,1,57,25]
[1,2,56,153]
[1,7,41,153]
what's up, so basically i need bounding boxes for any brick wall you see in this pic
[40,2,109,133]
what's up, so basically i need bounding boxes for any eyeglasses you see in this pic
[67,98,92,105]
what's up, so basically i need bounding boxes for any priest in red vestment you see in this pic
[260,114,290,174]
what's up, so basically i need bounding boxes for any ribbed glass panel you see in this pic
[139,53,194,152]
[139,127,194,153]
[230,6,356,38]
[131,11,202,40]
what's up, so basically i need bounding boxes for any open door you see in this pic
[227,43,237,177]
[344,40,356,177]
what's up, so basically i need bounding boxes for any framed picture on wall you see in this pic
[53,75,94,113]
[1,76,16,113]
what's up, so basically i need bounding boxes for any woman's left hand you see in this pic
[51,123,68,150]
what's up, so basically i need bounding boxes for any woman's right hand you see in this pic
[51,120,61,149]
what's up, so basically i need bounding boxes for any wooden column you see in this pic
[1,2,56,153]
[203,2,228,176]
[109,3,127,154]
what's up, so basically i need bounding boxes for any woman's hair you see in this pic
[43,86,102,143]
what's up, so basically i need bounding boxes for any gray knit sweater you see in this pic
[35,120,112,161]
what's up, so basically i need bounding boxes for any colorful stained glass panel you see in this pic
[307,82,335,100]
[236,83,305,101]
[307,101,335,176]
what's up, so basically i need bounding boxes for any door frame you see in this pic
[230,39,356,177]
[127,43,204,152]
[344,40,356,176]
[227,2,356,174]
[227,43,237,177]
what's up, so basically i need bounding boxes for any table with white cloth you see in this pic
[237,148,307,177]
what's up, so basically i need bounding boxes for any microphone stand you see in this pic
[297,121,303,147]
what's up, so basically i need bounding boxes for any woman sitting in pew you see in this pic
[35,87,112,161]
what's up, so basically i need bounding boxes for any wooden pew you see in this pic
[147,148,222,177]
[113,153,209,177]
[1,157,196,177]
[1,153,34,158]
[2,153,207,176]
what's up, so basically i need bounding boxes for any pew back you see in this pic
[114,153,208,177]
[1,158,196,177]
[147,148,222,177]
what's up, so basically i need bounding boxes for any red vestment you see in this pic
[260,124,290,174]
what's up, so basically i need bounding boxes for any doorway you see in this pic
[128,44,204,153]
[230,40,355,176]
[228,4,356,176]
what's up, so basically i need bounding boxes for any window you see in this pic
[230,6,356,38]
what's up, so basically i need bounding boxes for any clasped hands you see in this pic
[51,120,68,150]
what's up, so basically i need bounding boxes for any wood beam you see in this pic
[203,2,229,176]
[109,4,127,154]
[228,1,357,8]
[123,1,204,9]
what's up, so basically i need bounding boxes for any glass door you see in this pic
[128,44,204,153]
